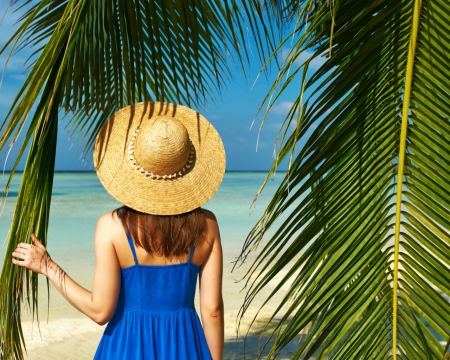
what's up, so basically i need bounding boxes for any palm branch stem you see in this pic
[393,0,422,357]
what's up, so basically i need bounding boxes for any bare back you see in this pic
[110,208,218,269]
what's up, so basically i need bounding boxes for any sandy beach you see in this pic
[0,172,297,359]
[19,249,299,360]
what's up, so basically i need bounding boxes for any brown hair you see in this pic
[114,206,206,257]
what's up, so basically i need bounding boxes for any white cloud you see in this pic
[265,121,283,131]
[270,101,294,115]
[281,48,327,70]
[0,56,29,72]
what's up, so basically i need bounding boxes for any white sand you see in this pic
[19,251,299,359]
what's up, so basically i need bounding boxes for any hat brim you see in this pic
[94,102,226,215]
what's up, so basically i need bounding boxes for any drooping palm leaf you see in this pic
[238,0,450,358]
[0,1,279,358]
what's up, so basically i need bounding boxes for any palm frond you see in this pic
[238,0,450,358]
[0,44,63,360]
[0,0,280,358]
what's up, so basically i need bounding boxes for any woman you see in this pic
[12,102,226,359]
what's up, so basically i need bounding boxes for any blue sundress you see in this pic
[94,229,212,359]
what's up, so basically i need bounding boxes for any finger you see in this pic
[12,258,29,267]
[12,251,25,259]
[14,247,26,254]
[31,234,44,248]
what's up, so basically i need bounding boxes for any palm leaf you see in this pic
[0,1,279,358]
[237,0,450,358]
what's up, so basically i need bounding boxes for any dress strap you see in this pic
[118,210,139,264]
[187,246,196,263]
[124,224,139,265]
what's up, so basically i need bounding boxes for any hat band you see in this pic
[127,125,195,180]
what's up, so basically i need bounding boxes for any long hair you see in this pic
[114,206,206,257]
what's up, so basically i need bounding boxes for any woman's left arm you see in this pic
[12,213,121,325]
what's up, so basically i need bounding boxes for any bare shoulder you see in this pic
[95,211,124,243]
[200,208,220,242]
[96,211,121,227]
[201,209,220,234]
[197,211,222,284]
[200,208,215,218]
[200,208,218,224]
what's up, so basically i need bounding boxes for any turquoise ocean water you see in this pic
[1,172,446,358]
[0,171,286,270]
[0,172,303,359]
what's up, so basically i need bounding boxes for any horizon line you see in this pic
[2,169,287,174]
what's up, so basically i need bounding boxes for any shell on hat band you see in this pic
[127,125,195,180]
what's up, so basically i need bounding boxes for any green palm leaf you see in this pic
[0,1,278,358]
[238,0,450,358]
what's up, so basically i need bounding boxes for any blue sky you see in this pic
[0,3,320,172]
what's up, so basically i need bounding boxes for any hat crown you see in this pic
[134,116,191,175]
[94,101,225,215]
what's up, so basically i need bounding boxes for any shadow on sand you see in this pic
[224,317,300,360]
[224,333,299,360]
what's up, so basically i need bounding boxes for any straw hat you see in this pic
[94,102,226,215]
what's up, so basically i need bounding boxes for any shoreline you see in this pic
[22,317,298,360]
[2,170,286,175]
[18,251,298,359]
[0,172,295,358]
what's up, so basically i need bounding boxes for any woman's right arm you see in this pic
[12,212,121,325]
[199,212,224,360]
